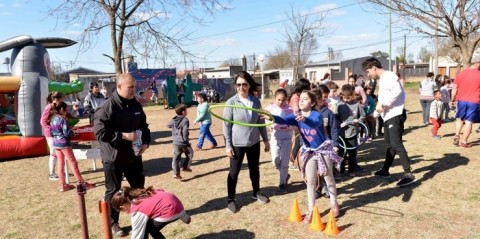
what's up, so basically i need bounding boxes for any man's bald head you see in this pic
[116,73,136,99]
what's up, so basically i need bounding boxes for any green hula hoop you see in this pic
[208,104,275,127]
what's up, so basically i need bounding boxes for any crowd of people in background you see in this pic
[34,55,479,237]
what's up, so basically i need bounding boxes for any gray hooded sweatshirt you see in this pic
[223,94,268,149]
[167,115,190,146]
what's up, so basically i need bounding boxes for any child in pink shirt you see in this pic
[111,186,191,239]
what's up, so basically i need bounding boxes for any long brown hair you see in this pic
[48,101,68,122]
[45,91,64,104]
[111,186,156,212]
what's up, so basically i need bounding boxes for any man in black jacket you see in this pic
[94,73,151,237]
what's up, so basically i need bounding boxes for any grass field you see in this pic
[0,91,479,239]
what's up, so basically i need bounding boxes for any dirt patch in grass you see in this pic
[0,93,479,239]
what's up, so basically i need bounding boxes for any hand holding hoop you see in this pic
[208,104,275,127]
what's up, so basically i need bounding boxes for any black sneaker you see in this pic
[354,164,366,172]
[111,223,127,237]
[373,169,391,178]
[227,200,237,213]
[252,192,270,204]
[397,175,416,187]
[277,184,287,195]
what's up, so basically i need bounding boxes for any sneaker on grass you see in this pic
[49,173,59,181]
[397,175,416,187]
[372,169,391,178]
[252,192,270,204]
[227,200,237,213]
[111,223,127,237]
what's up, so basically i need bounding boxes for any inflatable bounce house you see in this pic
[0,35,77,160]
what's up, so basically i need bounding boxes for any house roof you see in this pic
[57,66,105,75]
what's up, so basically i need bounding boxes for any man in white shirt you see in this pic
[362,58,415,187]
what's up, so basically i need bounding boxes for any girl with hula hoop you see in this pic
[265,88,294,194]
[222,71,270,213]
[336,85,366,177]
[312,86,341,198]
[287,79,312,170]
[268,90,342,223]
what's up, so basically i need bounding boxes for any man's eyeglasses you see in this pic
[236,83,249,87]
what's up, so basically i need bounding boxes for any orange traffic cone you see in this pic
[310,205,325,231]
[324,209,340,236]
[288,198,303,222]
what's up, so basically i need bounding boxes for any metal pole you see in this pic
[261,61,265,100]
[77,183,89,239]
[99,198,113,239]
[403,34,406,82]
[389,7,392,71]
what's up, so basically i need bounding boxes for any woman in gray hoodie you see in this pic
[223,71,270,213]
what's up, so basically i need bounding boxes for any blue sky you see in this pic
[0,0,430,73]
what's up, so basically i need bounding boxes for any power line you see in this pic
[190,0,369,41]
[195,35,428,64]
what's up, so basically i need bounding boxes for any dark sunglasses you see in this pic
[236,83,249,87]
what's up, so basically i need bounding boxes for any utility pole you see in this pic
[434,17,439,75]
[389,7,392,71]
[403,34,406,80]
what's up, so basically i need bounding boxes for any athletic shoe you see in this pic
[252,192,270,204]
[303,211,312,224]
[182,167,193,172]
[459,142,472,148]
[354,165,366,172]
[173,174,182,179]
[111,223,127,237]
[193,146,202,151]
[180,213,191,224]
[277,184,287,195]
[453,135,460,146]
[432,135,441,140]
[49,174,59,181]
[208,144,217,149]
[372,169,391,178]
[227,200,237,213]
[396,175,416,187]
[60,184,75,192]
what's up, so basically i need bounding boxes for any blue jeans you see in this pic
[197,123,217,148]
[420,99,433,123]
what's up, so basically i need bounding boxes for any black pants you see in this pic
[103,156,145,224]
[382,114,411,173]
[144,219,177,239]
[338,136,358,173]
[227,142,261,200]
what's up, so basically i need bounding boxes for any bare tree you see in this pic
[417,46,432,63]
[437,38,462,66]
[48,0,230,73]
[282,4,329,82]
[365,0,480,67]
[370,51,389,58]
[265,46,292,70]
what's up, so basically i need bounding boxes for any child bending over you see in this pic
[111,186,191,239]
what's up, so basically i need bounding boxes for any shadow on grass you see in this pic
[193,229,255,239]
[337,153,468,217]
